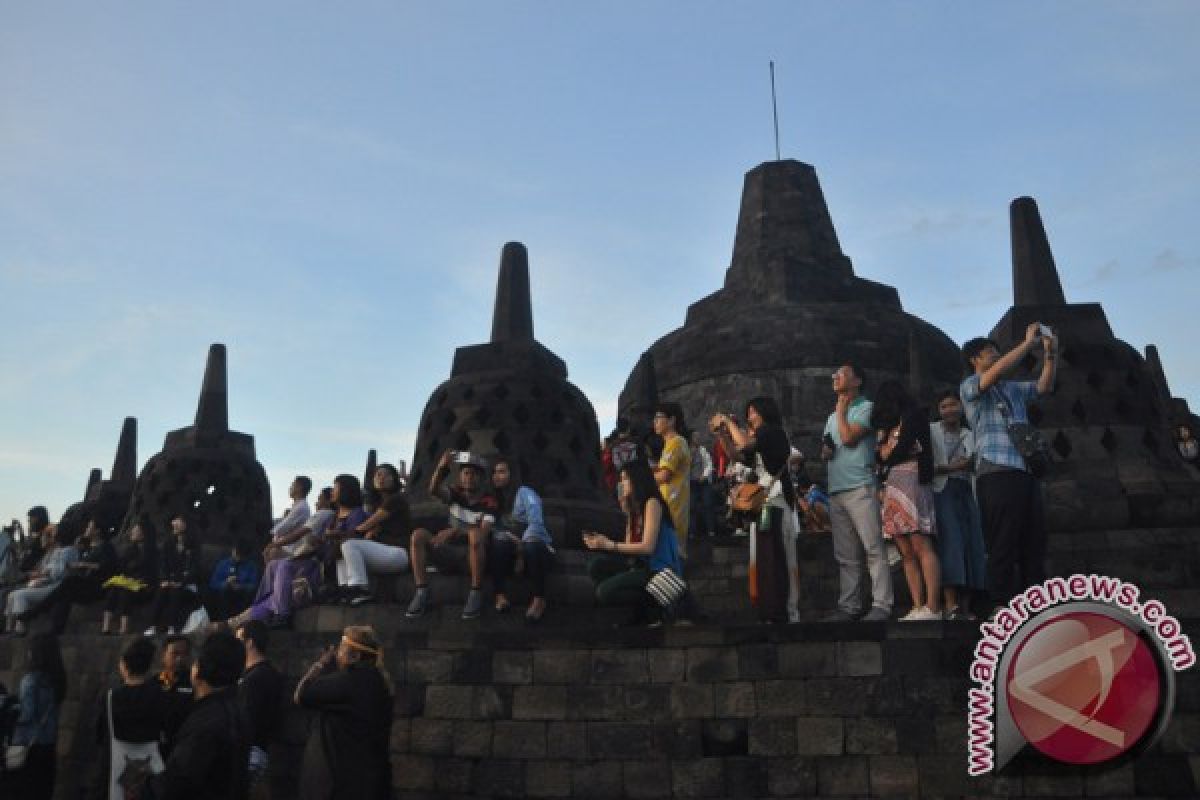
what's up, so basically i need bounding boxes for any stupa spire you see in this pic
[85,468,102,499]
[1011,197,1067,307]
[194,343,229,434]
[110,417,137,488]
[490,242,534,343]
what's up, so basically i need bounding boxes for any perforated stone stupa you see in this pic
[619,159,963,454]
[987,197,1200,530]
[123,344,272,549]
[408,242,619,544]
[59,417,138,535]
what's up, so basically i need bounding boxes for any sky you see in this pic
[3,2,1199,524]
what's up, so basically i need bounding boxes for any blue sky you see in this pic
[3,2,1198,523]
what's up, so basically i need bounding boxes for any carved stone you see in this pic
[123,344,272,551]
[988,197,1200,529]
[618,159,963,458]
[60,417,138,536]
[409,243,620,544]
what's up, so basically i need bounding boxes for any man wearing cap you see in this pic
[406,449,500,619]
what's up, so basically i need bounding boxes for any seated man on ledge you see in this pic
[406,450,499,620]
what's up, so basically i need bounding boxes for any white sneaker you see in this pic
[144,627,158,636]
[899,608,920,621]
[787,609,801,624]
[909,607,942,621]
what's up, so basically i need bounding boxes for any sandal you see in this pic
[494,598,512,614]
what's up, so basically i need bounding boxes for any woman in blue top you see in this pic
[583,458,682,625]
[487,458,555,622]
[4,633,67,800]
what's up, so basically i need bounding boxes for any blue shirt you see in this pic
[208,556,261,592]
[649,516,683,575]
[823,397,876,493]
[960,374,1039,471]
[506,486,553,549]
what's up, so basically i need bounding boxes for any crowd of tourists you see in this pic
[0,320,1091,796]
[0,621,391,799]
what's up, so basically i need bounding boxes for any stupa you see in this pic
[618,159,963,455]
[59,417,138,536]
[987,197,1200,529]
[408,243,620,544]
[122,344,272,549]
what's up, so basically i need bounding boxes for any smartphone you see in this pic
[1038,323,1052,338]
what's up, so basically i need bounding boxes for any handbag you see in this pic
[645,567,688,609]
[992,388,1052,478]
[730,482,767,514]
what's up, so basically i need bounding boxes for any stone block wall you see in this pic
[2,526,1199,798]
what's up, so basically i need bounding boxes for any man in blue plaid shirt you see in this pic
[960,322,1058,608]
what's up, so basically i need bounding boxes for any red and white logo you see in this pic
[1005,611,1162,765]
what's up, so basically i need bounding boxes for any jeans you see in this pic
[830,485,893,615]
[337,539,410,587]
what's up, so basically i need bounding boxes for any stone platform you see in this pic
[3,525,1199,799]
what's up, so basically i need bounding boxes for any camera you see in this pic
[1038,323,1053,338]
[453,451,474,466]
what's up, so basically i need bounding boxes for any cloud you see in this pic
[1078,258,1120,287]
[908,211,994,236]
[1151,248,1197,272]
[942,286,1009,310]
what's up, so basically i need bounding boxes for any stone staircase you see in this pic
[2,525,1199,798]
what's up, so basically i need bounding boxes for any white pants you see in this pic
[337,540,410,587]
[780,505,801,620]
[6,584,56,615]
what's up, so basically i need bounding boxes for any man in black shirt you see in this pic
[155,632,250,800]
[237,620,285,798]
[406,450,499,619]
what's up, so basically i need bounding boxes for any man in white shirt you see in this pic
[264,476,312,560]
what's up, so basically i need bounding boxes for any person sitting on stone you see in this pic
[318,475,370,595]
[205,538,261,621]
[19,506,52,574]
[263,476,313,561]
[4,521,80,636]
[406,450,499,620]
[101,516,159,636]
[486,457,555,622]
[336,464,411,606]
[582,458,684,626]
[145,515,201,636]
[21,516,118,635]
[217,487,334,631]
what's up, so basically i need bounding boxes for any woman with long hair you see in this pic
[711,396,800,624]
[582,458,683,625]
[487,457,555,622]
[336,464,411,606]
[871,380,941,620]
[6,633,67,799]
[146,515,201,635]
[101,516,159,635]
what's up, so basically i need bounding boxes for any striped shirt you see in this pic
[960,374,1039,472]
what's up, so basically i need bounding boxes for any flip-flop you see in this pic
[494,599,512,613]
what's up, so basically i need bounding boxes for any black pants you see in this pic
[3,741,56,800]
[204,587,256,621]
[149,586,199,630]
[488,538,555,597]
[976,469,1046,606]
[28,573,105,633]
[104,585,152,616]
[755,506,790,624]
